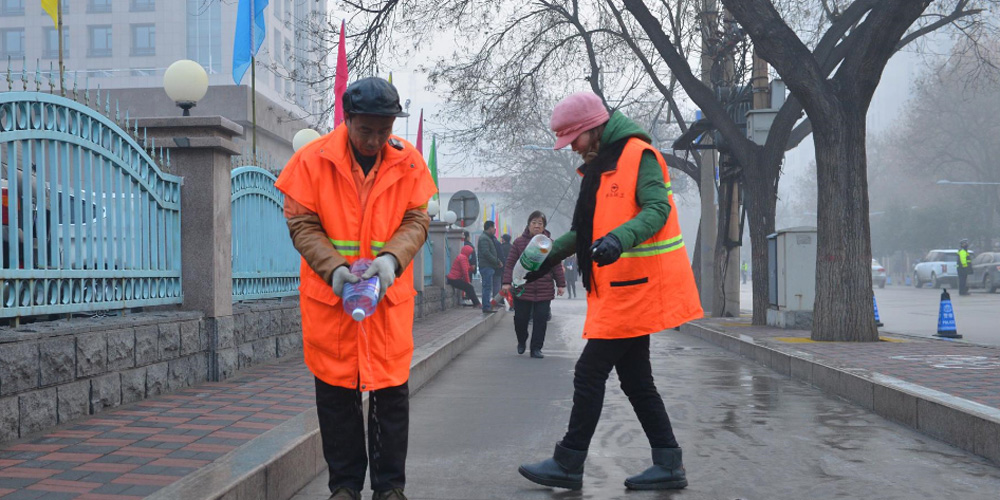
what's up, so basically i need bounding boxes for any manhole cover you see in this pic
[889,355,1000,370]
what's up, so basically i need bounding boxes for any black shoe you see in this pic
[519,442,586,490]
[372,488,407,500]
[517,342,526,355]
[530,349,544,358]
[330,487,360,500]
[624,447,688,490]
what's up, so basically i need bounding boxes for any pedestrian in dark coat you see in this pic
[563,255,579,299]
[501,211,566,358]
[500,234,513,264]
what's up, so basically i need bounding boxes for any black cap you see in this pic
[342,77,409,118]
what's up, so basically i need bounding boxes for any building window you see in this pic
[1,28,24,58]
[186,0,220,73]
[1,0,24,16]
[130,0,154,12]
[131,24,155,56]
[88,0,111,13]
[130,68,155,77]
[88,25,112,57]
[43,26,69,59]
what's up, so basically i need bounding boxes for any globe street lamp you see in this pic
[163,60,209,116]
[427,199,440,219]
[292,129,322,152]
[443,210,458,226]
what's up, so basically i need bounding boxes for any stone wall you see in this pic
[0,311,208,443]
[0,299,302,444]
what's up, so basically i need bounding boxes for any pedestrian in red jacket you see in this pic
[447,246,481,307]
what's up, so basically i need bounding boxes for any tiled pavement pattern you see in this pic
[701,318,1000,409]
[0,307,487,499]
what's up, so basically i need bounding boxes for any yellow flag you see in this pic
[41,0,58,28]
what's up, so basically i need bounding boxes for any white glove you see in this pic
[361,254,398,301]
[331,266,360,297]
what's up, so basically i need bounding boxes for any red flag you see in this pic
[333,20,348,127]
[415,109,424,155]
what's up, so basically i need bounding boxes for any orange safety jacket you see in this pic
[584,138,703,339]
[275,125,437,391]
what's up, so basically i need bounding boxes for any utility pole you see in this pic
[698,0,718,315]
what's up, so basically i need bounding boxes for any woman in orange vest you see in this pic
[518,91,703,491]
[276,78,437,500]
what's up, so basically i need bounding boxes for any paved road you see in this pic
[739,282,1000,346]
[293,298,1000,499]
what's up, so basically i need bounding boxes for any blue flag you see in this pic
[232,0,269,85]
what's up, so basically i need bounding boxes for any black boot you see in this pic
[518,442,586,490]
[624,447,688,490]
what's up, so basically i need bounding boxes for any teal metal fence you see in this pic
[1,90,183,320]
[230,165,299,301]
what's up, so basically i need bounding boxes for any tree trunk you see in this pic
[743,170,776,326]
[812,108,878,341]
[692,221,701,290]
[712,179,739,317]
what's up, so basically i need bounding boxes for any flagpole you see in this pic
[57,0,64,95]
[251,54,257,156]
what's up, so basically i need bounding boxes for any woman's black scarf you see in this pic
[571,138,630,291]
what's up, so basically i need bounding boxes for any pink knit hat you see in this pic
[550,91,610,150]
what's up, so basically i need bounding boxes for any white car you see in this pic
[871,259,886,288]
[913,249,963,289]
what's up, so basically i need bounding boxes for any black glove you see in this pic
[590,233,623,267]
[524,257,558,284]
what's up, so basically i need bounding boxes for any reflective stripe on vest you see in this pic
[665,181,673,197]
[330,239,387,257]
[621,235,684,258]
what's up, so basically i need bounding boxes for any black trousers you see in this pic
[315,377,409,493]
[561,335,678,451]
[566,279,577,298]
[958,270,970,295]
[513,299,551,351]
[447,278,481,307]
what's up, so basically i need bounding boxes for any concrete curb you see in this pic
[681,321,1000,467]
[148,310,506,500]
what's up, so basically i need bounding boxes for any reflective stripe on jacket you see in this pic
[275,125,437,391]
[584,137,703,339]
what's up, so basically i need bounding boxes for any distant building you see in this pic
[0,0,329,165]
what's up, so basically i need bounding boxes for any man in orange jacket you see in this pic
[275,77,437,500]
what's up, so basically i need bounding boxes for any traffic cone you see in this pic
[873,295,884,327]
[934,288,962,339]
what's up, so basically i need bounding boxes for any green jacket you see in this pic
[477,232,503,270]
[549,111,672,261]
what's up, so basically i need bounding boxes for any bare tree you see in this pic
[622,0,997,338]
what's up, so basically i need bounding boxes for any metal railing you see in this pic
[1,90,182,320]
[230,165,299,301]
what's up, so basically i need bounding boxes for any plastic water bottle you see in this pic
[343,259,380,321]
[511,234,553,288]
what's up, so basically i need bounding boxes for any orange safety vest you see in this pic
[275,125,437,391]
[584,138,703,339]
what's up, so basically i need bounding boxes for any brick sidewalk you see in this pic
[699,317,1000,410]
[0,307,488,500]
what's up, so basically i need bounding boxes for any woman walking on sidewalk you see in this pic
[447,246,481,308]
[518,91,702,491]
[501,211,566,358]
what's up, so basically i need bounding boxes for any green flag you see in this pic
[428,134,440,200]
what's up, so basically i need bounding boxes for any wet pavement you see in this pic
[293,298,1000,500]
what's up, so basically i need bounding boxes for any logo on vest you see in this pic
[606,183,625,199]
